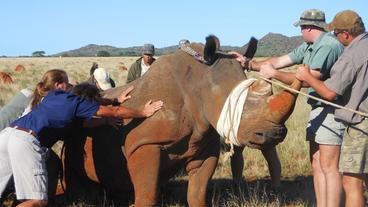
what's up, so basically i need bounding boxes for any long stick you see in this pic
[258,76,368,117]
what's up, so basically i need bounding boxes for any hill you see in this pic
[53,33,303,57]
[255,32,303,57]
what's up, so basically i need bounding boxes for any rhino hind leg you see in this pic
[186,136,220,207]
[128,145,161,207]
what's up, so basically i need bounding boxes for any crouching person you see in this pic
[0,69,163,207]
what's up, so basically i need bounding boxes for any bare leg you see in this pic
[261,146,281,188]
[319,144,342,207]
[310,141,326,207]
[342,173,366,207]
[17,200,47,207]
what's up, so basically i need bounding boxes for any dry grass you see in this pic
[0,57,314,206]
[0,57,135,106]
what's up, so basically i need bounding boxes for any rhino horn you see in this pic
[266,79,302,124]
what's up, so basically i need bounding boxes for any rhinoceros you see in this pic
[62,35,301,207]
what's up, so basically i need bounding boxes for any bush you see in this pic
[32,51,46,57]
[97,51,110,57]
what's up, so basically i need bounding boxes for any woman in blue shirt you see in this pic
[0,69,163,207]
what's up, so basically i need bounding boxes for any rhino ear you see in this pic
[204,35,220,65]
[243,37,258,59]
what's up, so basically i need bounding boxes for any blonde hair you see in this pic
[31,69,68,108]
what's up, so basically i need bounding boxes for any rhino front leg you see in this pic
[187,138,219,207]
[128,145,161,207]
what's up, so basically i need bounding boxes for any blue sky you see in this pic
[1,0,367,56]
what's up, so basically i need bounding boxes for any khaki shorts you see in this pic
[0,127,48,200]
[306,106,346,145]
[339,119,368,174]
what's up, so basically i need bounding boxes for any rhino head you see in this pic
[202,35,301,149]
[236,78,301,149]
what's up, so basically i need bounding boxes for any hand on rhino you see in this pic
[228,51,247,68]
[117,86,134,103]
[117,85,163,117]
[142,100,164,117]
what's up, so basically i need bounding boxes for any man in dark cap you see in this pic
[296,10,367,207]
[233,8,345,207]
[126,43,156,84]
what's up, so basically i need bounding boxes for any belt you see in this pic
[9,125,37,137]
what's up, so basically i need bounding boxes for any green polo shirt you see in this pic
[288,32,344,106]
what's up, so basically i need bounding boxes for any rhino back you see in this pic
[104,47,213,157]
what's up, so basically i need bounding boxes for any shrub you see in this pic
[97,51,110,57]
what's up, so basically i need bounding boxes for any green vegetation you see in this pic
[118,50,138,56]
[97,50,110,57]
[32,51,46,57]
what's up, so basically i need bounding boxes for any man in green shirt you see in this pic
[234,9,344,207]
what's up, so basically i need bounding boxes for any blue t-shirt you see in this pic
[12,90,99,136]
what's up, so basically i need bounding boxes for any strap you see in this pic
[179,40,209,65]
[300,17,325,22]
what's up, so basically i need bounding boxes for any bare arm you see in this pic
[259,64,296,85]
[295,65,337,101]
[95,100,163,119]
[300,69,322,87]
[251,55,294,71]
[230,52,298,85]
[100,86,134,106]
[229,52,293,70]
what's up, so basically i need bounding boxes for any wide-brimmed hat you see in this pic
[93,68,112,90]
[293,9,327,29]
[325,10,364,31]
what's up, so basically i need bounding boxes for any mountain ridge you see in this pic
[54,33,304,57]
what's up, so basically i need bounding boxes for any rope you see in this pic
[217,79,257,160]
[217,79,257,146]
[256,75,368,117]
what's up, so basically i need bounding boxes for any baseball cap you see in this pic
[325,10,364,31]
[93,68,112,90]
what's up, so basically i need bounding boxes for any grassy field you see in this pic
[0,57,135,106]
[0,57,314,206]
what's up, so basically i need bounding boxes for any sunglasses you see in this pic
[333,30,345,36]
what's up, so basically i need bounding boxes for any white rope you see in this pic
[216,78,257,150]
